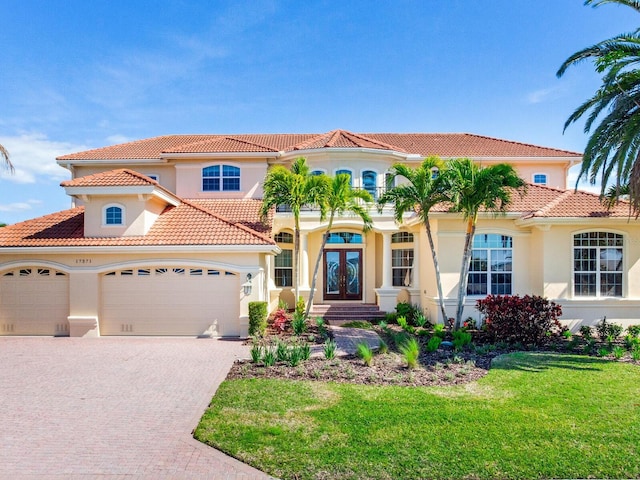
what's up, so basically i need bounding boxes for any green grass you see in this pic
[195,353,640,480]
[339,320,373,329]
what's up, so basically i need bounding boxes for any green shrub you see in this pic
[295,296,306,317]
[598,347,611,357]
[562,329,573,339]
[324,339,337,360]
[276,341,288,362]
[426,336,442,352]
[263,348,276,367]
[632,346,640,361]
[579,325,593,341]
[384,312,398,324]
[627,324,640,337]
[250,343,262,363]
[595,317,623,341]
[356,342,374,366]
[414,313,429,328]
[300,343,311,360]
[612,345,625,360]
[400,338,420,369]
[248,301,268,337]
[452,330,472,351]
[378,339,389,354]
[476,294,562,346]
[433,323,446,339]
[397,316,415,334]
[288,345,303,366]
[292,312,307,335]
[315,317,328,339]
[624,334,640,350]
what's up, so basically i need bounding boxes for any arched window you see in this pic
[533,173,547,186]
[327,232,363,244]
[574,232,623,297]
[202,165,240,191]
[362,170,377,199]
[104,205,124,225]
[467,234,513,295]
[336,169,352,186]
[392,232,414,243]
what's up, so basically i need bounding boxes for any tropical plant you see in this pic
[557,0,640,213]
[0,144,13,173]
[260,157,329,299]
[323,339,337,360]
[399,338,420,369]
[425,336,442,353]
[378,157,449,323]
[305,173,373,317]
[356,342,374,366]
[441,159,526,329]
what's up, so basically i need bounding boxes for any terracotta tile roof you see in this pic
[57,131,581,161]
[430,183,630,218]
[60,169,158,187]
[292,130,405,152]
[0,202,276,248]
[188,199,273,236]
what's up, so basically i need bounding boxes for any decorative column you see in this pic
[300,231,310,289]
[381,232,393,289]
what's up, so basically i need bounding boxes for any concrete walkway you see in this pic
[310,325,382,358]
[0,337,275,480]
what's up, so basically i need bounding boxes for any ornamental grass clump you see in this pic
[400,338,420,369]
[426,336,442,353]
[250,343,262,363]
[356,342,374,367]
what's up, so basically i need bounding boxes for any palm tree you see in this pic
[1,144,14,173]
[260,157,328,300]
[305,173,373,318]
[557,0,640,213]
[377,157,449,324]
[441,159,526,330]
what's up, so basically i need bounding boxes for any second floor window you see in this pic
[202,165,240,191]
[362,170,377,199]
[533,173,547,186]
[105,206,123,225]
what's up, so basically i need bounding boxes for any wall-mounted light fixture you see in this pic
[243,273,253,295]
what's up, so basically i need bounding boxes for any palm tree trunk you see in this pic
[293,220,300,302]
[424,220,448,324]
[455,219,476,329]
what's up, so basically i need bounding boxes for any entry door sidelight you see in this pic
[324,249,362,300]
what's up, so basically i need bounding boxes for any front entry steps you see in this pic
[309,303,386,326]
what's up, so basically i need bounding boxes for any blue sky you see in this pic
[0,0,637,224]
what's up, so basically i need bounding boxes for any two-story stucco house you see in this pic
[0,130,638,337]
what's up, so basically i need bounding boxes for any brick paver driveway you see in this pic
[0,337,273,479]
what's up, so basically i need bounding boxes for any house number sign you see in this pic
[75,258,92,264]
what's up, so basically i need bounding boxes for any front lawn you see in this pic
[195,352,640,480]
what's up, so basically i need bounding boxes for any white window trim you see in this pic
[202,163,242,192]
[467,234,513,297]
[532,173,548,186]
[102,203,125,227]
[572,230,626,298]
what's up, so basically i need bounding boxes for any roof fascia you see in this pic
[515,216,634,227]
[161,152,278,160]
[63,185,181,206]
[57,159,167,167]
[0,245,281,255]
[458,156,581,164]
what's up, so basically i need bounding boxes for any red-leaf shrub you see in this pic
[271,308,290,332]
[476,294,562,346]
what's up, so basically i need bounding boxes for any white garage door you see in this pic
[101,266,240,336]
[0,267,70,336]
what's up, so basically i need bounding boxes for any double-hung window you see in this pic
[467,234,513,295]
[274,232,293,287]
[391,232,415,287]
[574,232,623,297]
[202,165,240,191]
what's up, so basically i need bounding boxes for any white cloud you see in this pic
[526,87,559,104]
[567,164,602,194]
[106,134,135,145]
[0,199,42,213]
[0,133,90,184]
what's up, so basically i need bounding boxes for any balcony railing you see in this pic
[275,187,391,213]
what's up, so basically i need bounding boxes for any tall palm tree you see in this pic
[557,0,640,213]
[1,144,14,173]
[441,159,526,330]
[260,157,328,300]
[305,173,373,318]
[377,157,449,324]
